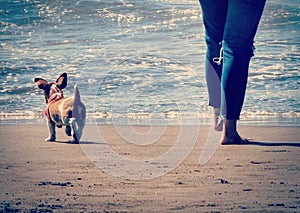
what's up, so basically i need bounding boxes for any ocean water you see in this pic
[0,0,299,126]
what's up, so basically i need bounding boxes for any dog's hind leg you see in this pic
[69,118,78,143]
[76,119,85,142]
[65,125,72,136]
[64,110,72,136]
[45,121,56,142]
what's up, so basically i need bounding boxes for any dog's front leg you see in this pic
[45,121,56,142]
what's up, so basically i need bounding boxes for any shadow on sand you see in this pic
[54,139,300,147]
[54,140,99,145]
[247,141,300,147]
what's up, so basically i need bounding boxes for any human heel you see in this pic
[213,108,223,131]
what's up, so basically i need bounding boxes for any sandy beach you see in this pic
[0,124,299,212]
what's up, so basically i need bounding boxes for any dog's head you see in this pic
[34,73,67,104]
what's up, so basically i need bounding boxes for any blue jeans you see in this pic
[199,0,266,120]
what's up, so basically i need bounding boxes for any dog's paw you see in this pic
[56,124,63,128]
[45,137,56,142]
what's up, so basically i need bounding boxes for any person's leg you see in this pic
[199,0,227,131]
[220,0,266,143]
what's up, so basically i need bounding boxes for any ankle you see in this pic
[213,108,220,115]
[223,119,239,137]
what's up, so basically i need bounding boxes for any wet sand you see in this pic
[0,124,299,212]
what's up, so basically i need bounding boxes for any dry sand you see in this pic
[0,124,299,212]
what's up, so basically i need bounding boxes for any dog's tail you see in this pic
[73,84,86,118]
[73,84,81,104]
[71,84,86,142]
[72,84,85,132]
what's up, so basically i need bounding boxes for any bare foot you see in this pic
[220,119,248,145]
[213,108,223,131]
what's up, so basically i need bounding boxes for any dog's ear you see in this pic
[34,78,48,90]
[56,73,67,89]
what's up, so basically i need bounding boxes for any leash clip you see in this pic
[213,46,223,65]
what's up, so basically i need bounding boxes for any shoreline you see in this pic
[0,115,300,127]
[1,124,299,212]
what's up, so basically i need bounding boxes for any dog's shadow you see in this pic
[54,140,99,145]
[247,141,300,147]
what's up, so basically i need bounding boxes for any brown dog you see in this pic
[34,73,86,143]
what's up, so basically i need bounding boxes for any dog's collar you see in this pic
[47,92,64,105]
